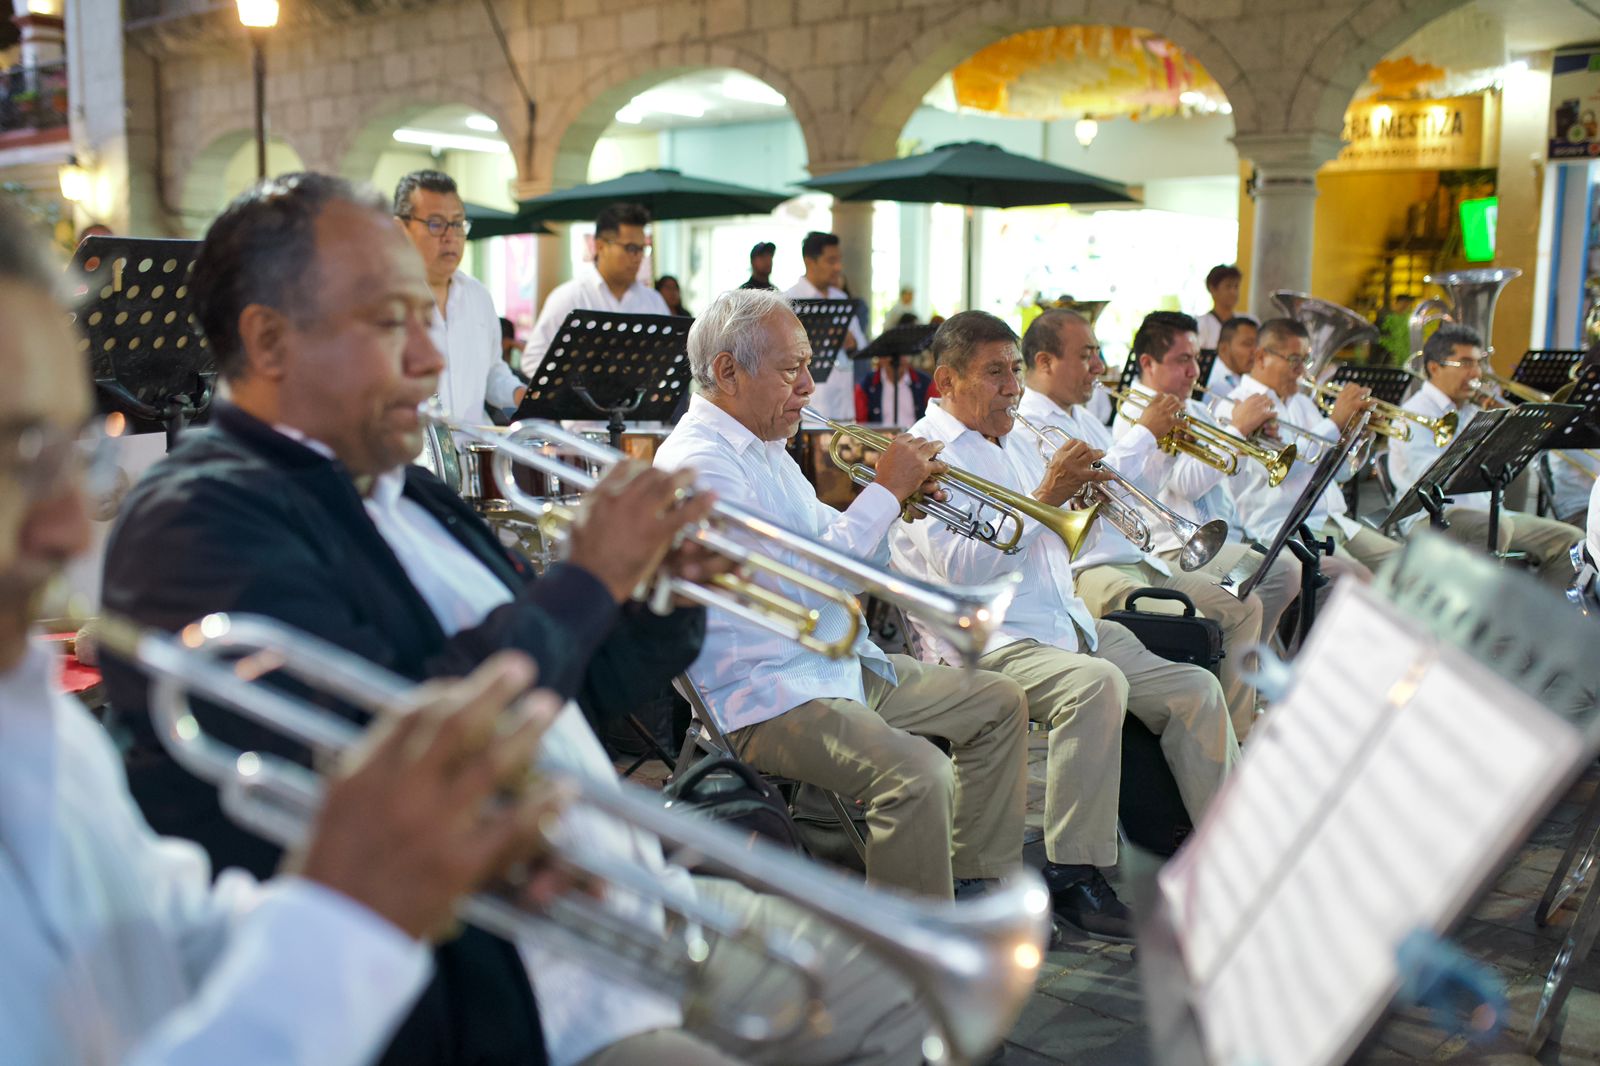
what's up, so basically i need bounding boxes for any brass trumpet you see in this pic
[1300,378,1458,446]
[802,408,1099,559]
[101,612,1052,1064]
[1193,382,1332,466]
[1106,385,1296,487]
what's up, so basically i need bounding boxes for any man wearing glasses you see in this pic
[1225,318,1398,580]
[1388,323,1583,589]
[523,201,670,378]
[394,170,525,424]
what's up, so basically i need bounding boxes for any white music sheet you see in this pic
[1156,582,1585,1066]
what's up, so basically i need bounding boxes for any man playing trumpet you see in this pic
[890,310,1238,943]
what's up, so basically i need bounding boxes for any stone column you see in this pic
[830,198,875,317]
[1232,132,1341,315]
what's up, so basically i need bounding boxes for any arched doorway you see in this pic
[175,130,304,237]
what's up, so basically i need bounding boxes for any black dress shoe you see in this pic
[1048,868,1135,943]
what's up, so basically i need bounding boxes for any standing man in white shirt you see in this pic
[1195,264,1242,351]
[1016,309,1265,736]
[1388,323,1583,589]
[394,171,525,423]
[785,231,866,420]
[1225,318,1398,580]
[523,202,672,378]
[1202,315,1258,395]
[655,288,1029,902]
[890,311,1238,942]
[0,195,571,1066]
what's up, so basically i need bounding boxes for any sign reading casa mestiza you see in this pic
[1327,94,1492,172]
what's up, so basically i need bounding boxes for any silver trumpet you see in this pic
[435,409,1019,669]
[1009,411,1228,572]
[99,612,1052,1064]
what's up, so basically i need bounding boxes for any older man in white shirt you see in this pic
[784,231,867,421]
[655,288,1028,902]
[1224,318,1399,581]
[1388,323,1582,590]
[889,310,1237,943]
[1015,309,1265,737]
[523,202,672,379]
[393,171,524,423]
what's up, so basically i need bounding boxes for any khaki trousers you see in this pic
[1319,519,1402,582]
[1429,507,1583,591]
[728,655,1028,898]
[579,878,928,1066]
[979,622,1238,868]
[1073,560,1263,738]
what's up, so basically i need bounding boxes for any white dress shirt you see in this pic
[785,277,867,421]
[359,465,684,1066]
[654,394,899,732]
[1587,475,1600,566]
[1387,381,1490,522]
[1112,381,1244,551]
[1196,310,1224,352]
[1014,387,1168,574]
[1204,357,1248,397]
[889,402,1100,659]
[1224,375,1360,542]
[882,371,917,426]
[523,265,671,378]
[0,640,432,1066]
[431,271,523,424]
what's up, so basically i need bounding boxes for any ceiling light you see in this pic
[392,128,511,154]
[1074,118,1099,148]
[464,114,499,133]
[1179,90,1206,107]
[620,90,706,121]
[1505,59,1529,75]
[58,159,89,202]
[721,76,786,107]
[234,0,279,28]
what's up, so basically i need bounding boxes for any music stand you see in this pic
[1540,361,1600,450]
[67,236,212,450]
[514,310,693,448]
[1511,349,1585,400]
[1383,404,1582,555]
[792,298,856,384]
[855,321,937,363]
[1191,349,1219,403]
[1328,365,1414,408]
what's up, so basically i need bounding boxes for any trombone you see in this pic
[1299,377,1458,446]
[100,612,1051,1064]
[801,407,1099,559]
[440,411,1019,669]
[1105,385,1296,487]
[1009,411,1229,572]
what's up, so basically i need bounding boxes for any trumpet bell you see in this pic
[1431,410,1459,447]
[1178,518,1231,573]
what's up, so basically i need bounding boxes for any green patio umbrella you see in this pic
[513,167,791,223]
[799,141,1136,309]
[464,201,550,240]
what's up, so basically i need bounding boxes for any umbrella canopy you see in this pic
[514,167,791,223]
[798,140,1134,208]
[464,201,550,240]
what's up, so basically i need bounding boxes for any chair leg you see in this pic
[1537,786,1600,926]
[1528,868,1600,1053]
[617,713,678,778]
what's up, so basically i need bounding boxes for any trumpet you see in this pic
[439,411,1019,669]
[1299,378,1458,446]
[1475,369,1554,406]
[100,612,1051,1064]
[801,408,1099,559]
[1106,385,1296,487]
[1009,411,1229,572]
[1192,383,1333,465]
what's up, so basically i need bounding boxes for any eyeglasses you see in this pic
[1,417,120,502]
[1437,357,1486,370]
[399,215,472,238]
[600,238,649,257]
[1260,347,1310,369]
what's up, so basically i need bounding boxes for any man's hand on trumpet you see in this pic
[1033,439,1113,507]
[1134,392,1185,440]
[1226,393,1277,438]
[564,462,717,603]
[290,651,571,942]
[873,433,951,515]
[1327,381,1375,432]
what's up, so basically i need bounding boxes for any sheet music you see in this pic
[1157,583,1584,1066]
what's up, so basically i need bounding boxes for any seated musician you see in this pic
[0,197,568,1066]
[653,288,1029,902]
[1203,315,1258,396]
[1015,309,1266,738]
[1115,311,1302,738]
[101,176,927,1066]
[1224,318,1399,581]
[1388,324,1583,590]
[890,310,1239,942]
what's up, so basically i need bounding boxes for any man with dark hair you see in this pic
[891,310,1237,942]
[1115,310,1299,739]
[1389,323,1582,588]
[1197,264,1243,350]
[741,240,775,289]
[522,200,669,377]
[394,169,524,423]
[785,230,865,419]
[1224,317,1399,580]
[1016,309,1265,736]
[1204,315,1259,394]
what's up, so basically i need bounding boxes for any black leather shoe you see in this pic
[1048,868,1135,943]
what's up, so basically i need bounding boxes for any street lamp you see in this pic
[235,0,280,180]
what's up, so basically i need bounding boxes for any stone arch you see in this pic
[531,44,822,194]
[841,0,1254,169]
[173,128,306,236]
[333,88,523,190]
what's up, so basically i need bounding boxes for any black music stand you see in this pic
[1191,349,1219,403]
[855,321,937,363]
[1383,404,1582,556]
[1328,364,1414,408]
[514,310,693,448]
[67,236,212,450]
[1540,361,1600,450]
[1512,349,1585,400]
[792,298,856,384]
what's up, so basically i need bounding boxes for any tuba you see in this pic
[1408,267,1521,360]
[1271,291,1381,380]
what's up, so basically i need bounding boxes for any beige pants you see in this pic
[1073,560,1263,738]
[578,878,928,1066]
[979,622,1238,868]
[1430,507,1583,591]
[1319,519,1403,582]
[728,656,1027,898]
